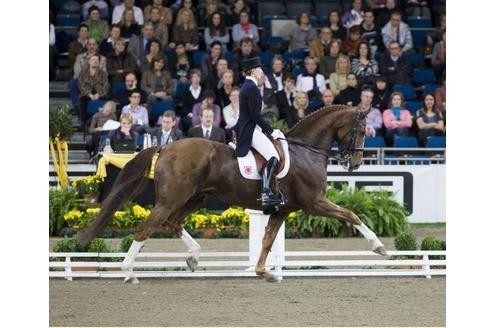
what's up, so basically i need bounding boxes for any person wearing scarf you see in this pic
[382,91,413,146]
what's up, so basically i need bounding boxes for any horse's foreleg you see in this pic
[255,211,287,283]
[309,198,387,255]
[122,240,144,284]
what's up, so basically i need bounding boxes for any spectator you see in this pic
[231,38,259,83]
[216,69,236,108]
[434,79,446,113]
[109,112,138,151]
[343,25,364,58]
[231,10,259,49]
[382,91,413,146]
[296,56,326,102]
[86,100,118,157]
[274,73,297,123]
[172,49,191,84]
[375,0,399,29]
[106,38,138,83]
[115,72,147,108]
[328,10,346,42]
[149,7,169,49]
[78,54,110,122]
[170,0,199,23]
[143,0,173,27]
[179,68,204,133]
[170,8,199,52]
[83,5,110,43]
[319,39,341,78]
[360,9,383,56]
[342,0,365,29]
[309,27,333,67]
[112,0,144,25]
[426,13,445,55]
[68,24,90,69]
[49,21,57,81]
[222,86,240,142]
[121,90,151,134]
[404,0,431,19]
[141,38,163,73]
[257,74,279,119]
[264,55,286,92]
[381,10,413,53]
[371,76,391,112]
[204,57,229,91]
[152,110,184,144]
[285,91,310,128]
[141,55,174,111]
[201,41,225,81]
[73,38,107,79]
[351,41,379,86]
[415,92,444,147]
[198,0,227,28]
[227,0,252,26]
[289,12,317,52]
[359,89,383,137]
[204,12,230,51]
[322,88,335,107]
[81,0,109,21]
[431,30,446,82]
[330,54,351,96]
[191,89,222,127]
[334,73,361,106]
[378,40,411,87]
[187,107,226,143]
[127,21,155,70]
[99,24,122,57]
[119,8,141,40]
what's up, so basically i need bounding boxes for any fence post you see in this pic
[65,256,72,281]
[246,209,285,274]
[422,254,431,279]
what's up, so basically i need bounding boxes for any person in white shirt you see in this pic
[112,0,144,25]
[152,110,184,145]
[296,56,326,101]
[121,90,150,134]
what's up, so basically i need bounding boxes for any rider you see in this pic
[234,57,284,207]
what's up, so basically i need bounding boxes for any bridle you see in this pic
[280,110,366,168]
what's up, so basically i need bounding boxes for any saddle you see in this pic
[229,136,291,181]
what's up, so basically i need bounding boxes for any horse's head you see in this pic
[334,107,369,172]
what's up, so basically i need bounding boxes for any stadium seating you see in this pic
[258,1,286,25]
[405,52,425,69]
[426,136,446,148]
[87,99,106,116]
[174,82,191,102]
[394,136,419,148]
[111,83,126,98]
[193,50,206,68]
[151,100,175,116]
[260,51,275,67]
[393,84,417,101]
[285,0,314,17]
[412,68,436,86]
[314,0,342,18]
[56,14,81,27]
[262,14,288,30]
[404,101,422,114]
[423,83,440,94]
[364,136,385,148]
[407,17,432,28]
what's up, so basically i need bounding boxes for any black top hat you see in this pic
[241,57,262,73]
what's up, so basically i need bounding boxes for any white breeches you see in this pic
[251,125,279,161]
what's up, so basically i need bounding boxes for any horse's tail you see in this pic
[77,146,161,247]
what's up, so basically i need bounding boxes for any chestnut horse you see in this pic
[77,105,387,283]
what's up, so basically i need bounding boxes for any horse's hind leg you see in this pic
[255,211,287,283]
[121,205,174,284]
[308,198,387,255]
[161,194,207,272]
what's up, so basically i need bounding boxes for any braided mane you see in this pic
[287,104,354,136]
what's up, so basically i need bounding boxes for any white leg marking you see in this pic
[354,224,384,250]
[181,228,201,257]
[122,240,144,283]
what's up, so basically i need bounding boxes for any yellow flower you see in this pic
[132,205,151,219]
[114,211,126,219]
[288,212,298,219]
[86,208,100,215]
[63,209,83,221]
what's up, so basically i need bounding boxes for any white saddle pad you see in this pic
[229,140,290,180]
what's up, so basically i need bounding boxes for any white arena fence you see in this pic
[49,250,446,281]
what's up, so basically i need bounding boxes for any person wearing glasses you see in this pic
[381,10,413,53]
[378,41,412,87]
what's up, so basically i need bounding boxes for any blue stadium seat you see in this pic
[405,52,425,68]
[111,82,126,98]
[87,99,106,116]
[292,66,304,76]
[404,101,422,114]
[258,2,286,25]
[394,136,419,148]
[308,99,323,112]
[56,14,81,27]
[192,50,206,68]
[423,83,440,94]
[318,16,329,28]
[314,1,342,19]
[411,29,429,47]
[285,0,314,17]
[407,17,432,28]
[393,84,417,101]
[364,136,385,148]
[412,68,436,86]
[174,82,191,101]
[426,136,446,148]
[262,15,288,30]
[283,50,306,63]
[260,51,275,67]
[223,50,233,65]
[151,100,175,116]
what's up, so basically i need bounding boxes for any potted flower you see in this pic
[186,211,222,238]
[219,207,249,237]
[71,175,104,204]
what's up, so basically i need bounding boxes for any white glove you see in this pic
[271,129,284,140]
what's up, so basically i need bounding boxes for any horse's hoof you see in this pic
[124,276,139,284]
[265,274,282,283]
[186,256,198,272]
[373,246,388,256]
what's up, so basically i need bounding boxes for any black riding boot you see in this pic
[260,157,284,207]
